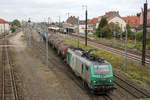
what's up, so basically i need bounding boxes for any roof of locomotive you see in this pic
[68,49,109,66]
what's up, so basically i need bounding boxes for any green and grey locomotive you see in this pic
[66,48,114,92]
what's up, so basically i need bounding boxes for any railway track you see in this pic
[65,34,150,65]
[31,40,113,100]
[114,74,150,99]
[1,39,19,100]
[48,33,150,99]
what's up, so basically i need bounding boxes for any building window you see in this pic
[134,19,137,24]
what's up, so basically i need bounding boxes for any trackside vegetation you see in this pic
[64,39,150,87]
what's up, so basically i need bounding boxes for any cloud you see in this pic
[0,0,149,22]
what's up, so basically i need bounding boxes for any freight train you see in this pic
[40,33,114,93]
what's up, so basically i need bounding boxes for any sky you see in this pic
[0,0,150,22]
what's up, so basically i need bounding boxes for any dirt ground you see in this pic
[9,32,93,100]
[8,31,150,100]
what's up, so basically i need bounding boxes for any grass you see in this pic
[87,34,150,52]
[0,33,9,37]
[64,39,150,86]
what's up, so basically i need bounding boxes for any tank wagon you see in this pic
[53,38,64,49]
[57,42,74,58]
[66,48,114,92]
[45,34,114,93]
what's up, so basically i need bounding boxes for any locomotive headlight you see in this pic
[108,78,112,82]
[93,80,96,83]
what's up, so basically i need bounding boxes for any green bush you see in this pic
[11,27,16,33]
[136,30,150,44]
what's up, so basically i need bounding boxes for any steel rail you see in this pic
[6,46,19,100]
[65,34,150,65]
[114,74,150,98]
[2,42,6,100]
[2,38,19,100]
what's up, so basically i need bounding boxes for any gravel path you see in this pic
[8,32,92,100]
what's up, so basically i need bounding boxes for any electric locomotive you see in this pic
[66,48,114,92]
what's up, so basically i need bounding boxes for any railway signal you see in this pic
[142,1,148,65]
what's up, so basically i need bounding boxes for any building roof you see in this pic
[107,16,116,21]
[103,11,120,18]
[66,16,78,25]
[0,18,8,23]
[90,18,99,24]
[122,16,140,28]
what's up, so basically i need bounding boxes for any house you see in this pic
[122,16,140,32]
[90,18,99,25]
[90,18,99,33]
[66,16,78,25]
[79,24,93,34]
[0,18,10,34]
[95,11,121,29]
[140,9,150,25]
[79,20,93,34]
[97,11,120,22]
[138,9,150,32]
[108,16,127,32]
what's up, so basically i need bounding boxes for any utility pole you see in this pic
[135,27,137,45]
[59,16,61,34]
[45,18,49,71]
[142,0,148,65]
[83,5,88,46]
[77,17,80,48]
[4,23,5,34]
[1,24,2,34]
[28,18,31,47]
[66,12,70,35]
[125,27,128,72]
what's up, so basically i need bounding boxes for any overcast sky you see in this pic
[0,0,149,22]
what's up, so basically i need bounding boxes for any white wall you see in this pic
[108,17,127,32]
[79,25,93,34]
[0,23,10,34]
[79,25,85,34]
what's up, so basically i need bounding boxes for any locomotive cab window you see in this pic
[93,65,110,75]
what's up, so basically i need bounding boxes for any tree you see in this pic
[101,22,121,38]
[10,27,16,33]
[122,24,133,38]
[11,19,21,27]
[95,17,108,37]
[137,13,141,17]
[101,24,112,38]
[136,30,150,44]
[126,24,132,35]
